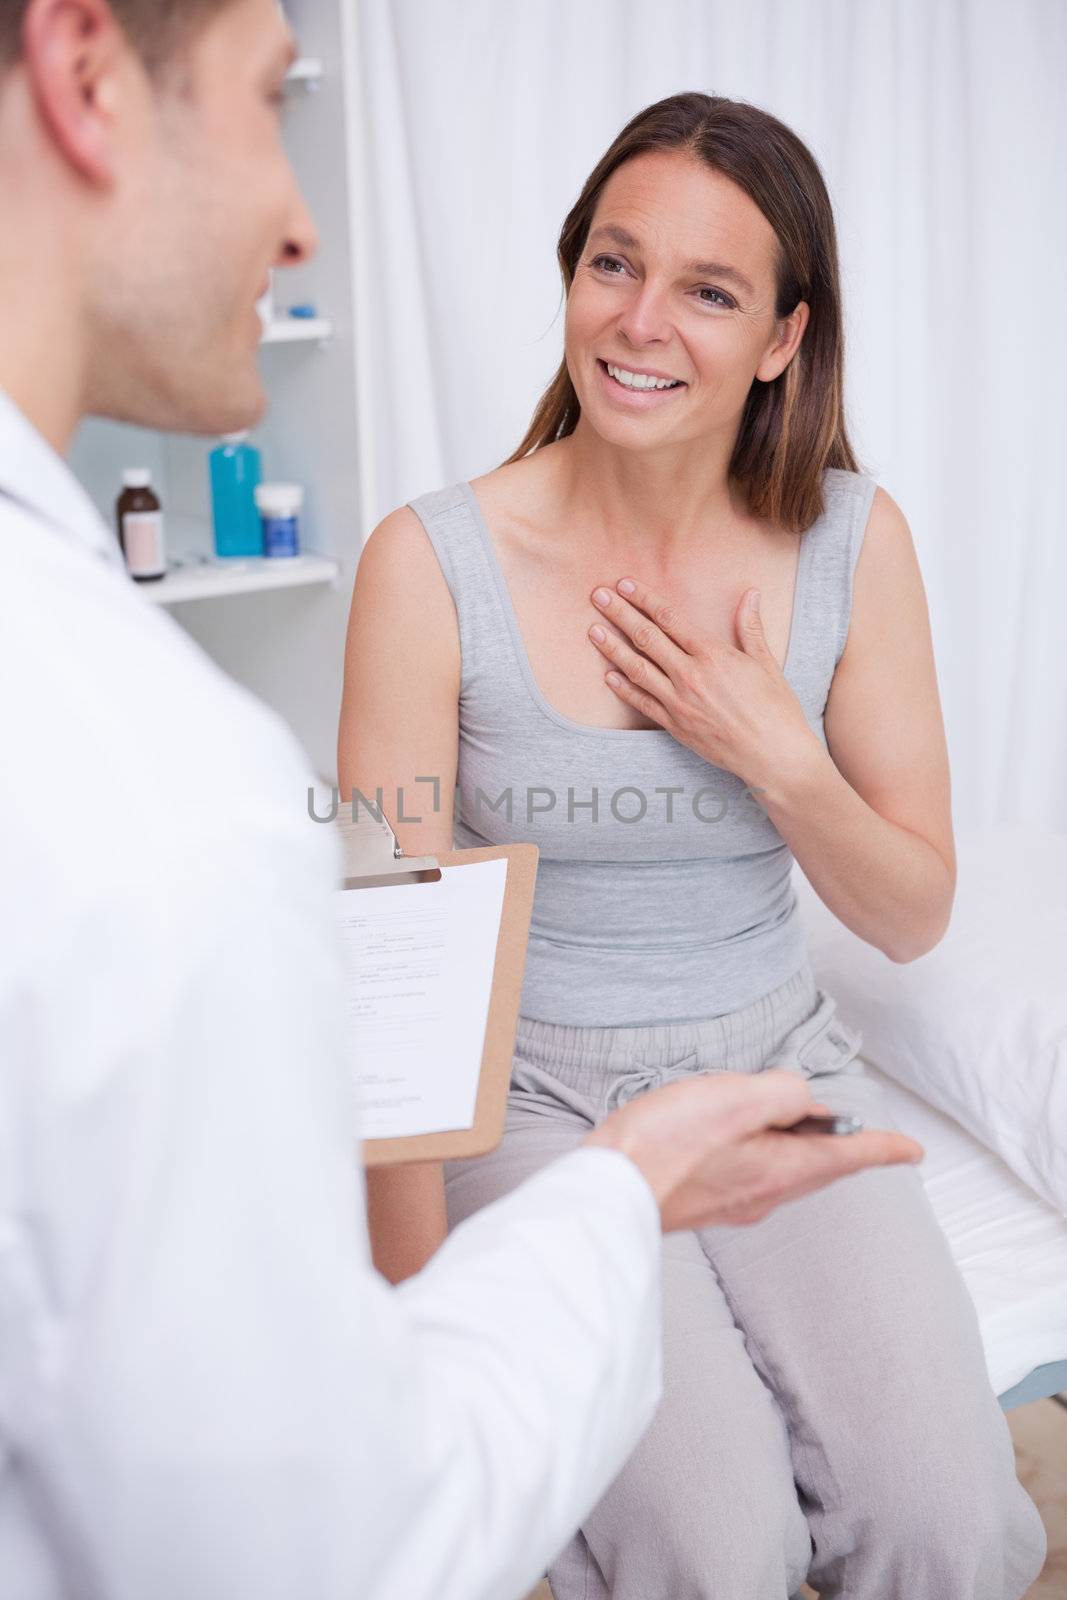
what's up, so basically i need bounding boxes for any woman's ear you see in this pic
[756,300,810,383]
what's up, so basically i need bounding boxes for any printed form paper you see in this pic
[333,857,509,1138]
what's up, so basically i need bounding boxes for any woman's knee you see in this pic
[905,1460,1045,1592]
[833,1437,1047,1594]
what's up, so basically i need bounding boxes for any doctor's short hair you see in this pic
[505,91,862,536]
[0,0,234,75]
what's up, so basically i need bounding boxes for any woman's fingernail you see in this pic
[617,578,635,595]
[592,588,611,607]
[589,624,605,643]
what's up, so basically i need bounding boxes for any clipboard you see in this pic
[332,804,538,1167]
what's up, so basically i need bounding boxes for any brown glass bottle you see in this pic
[116,469,167,582]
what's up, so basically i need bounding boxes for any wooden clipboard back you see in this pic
[331,807,539,1167]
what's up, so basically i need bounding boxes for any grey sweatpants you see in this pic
[443,962,1047,1600]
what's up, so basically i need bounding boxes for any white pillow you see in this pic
[792,824,1067,1217]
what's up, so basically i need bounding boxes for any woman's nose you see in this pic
[615,282,671,346]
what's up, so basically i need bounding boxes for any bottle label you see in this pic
[262,514,299,558]
[122,511,166,577]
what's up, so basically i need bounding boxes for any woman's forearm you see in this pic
[365,1161,449,1284]
[757,737,954,963]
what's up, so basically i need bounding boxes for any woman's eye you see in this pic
[697,287,735,309]
[591,256,734,310]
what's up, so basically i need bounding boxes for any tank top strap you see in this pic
[786,467,878,714]
[406,480,519,701]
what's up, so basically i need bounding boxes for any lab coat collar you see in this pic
[0,387,128,577]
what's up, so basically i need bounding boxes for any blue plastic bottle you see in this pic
[209,432,263,558]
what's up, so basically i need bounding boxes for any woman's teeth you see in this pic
[605,362,682,391]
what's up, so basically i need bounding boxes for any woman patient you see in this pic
[338,92,1045,1600]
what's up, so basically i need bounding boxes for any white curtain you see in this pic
[346,0,1067,831]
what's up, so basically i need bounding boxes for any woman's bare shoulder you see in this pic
[363,499,438,562]
[360,497,460,604]
[349,502,460,680]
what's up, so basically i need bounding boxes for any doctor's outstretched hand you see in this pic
[583,1069,923,1234]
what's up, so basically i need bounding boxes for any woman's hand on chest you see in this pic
[586,575,820,792]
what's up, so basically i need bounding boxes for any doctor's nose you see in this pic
[276,188,320,271]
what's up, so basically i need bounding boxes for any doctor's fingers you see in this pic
[719,1126,925,1226]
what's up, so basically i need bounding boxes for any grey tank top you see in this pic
[408,467,877,1027]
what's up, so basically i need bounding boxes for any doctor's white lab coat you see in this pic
[0,390,662,1600]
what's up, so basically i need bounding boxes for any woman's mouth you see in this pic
[596,358,687,406]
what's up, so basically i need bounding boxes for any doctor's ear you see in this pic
[21,0,134,187]
[755,300,810,384]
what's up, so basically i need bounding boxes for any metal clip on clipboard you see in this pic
[337,805,442,891]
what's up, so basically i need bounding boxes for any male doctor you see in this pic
[0,2,921,1596]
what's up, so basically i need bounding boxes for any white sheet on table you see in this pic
[868,1065,1067,1395]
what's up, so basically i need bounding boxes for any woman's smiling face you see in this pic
[565,149,808,454]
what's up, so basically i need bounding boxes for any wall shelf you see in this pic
[260,316,333,345]
[143,553,340,606]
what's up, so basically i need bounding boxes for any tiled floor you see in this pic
[524,1396,1067,1598]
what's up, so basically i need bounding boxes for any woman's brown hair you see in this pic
[503,91,863,534]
